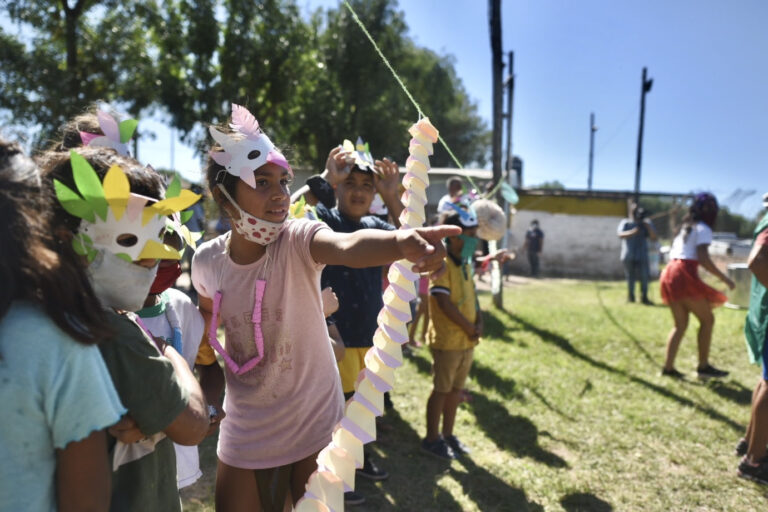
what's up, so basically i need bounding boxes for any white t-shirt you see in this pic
[669,221,713,260]
[136,288,205,488]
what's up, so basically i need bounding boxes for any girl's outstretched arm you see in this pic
[310,225,461,273]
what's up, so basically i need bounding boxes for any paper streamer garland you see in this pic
[296,118,438,512]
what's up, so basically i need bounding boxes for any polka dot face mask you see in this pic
[217,184,286,245]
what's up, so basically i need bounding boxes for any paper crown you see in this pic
[164,175,203,253]
[54,151,201,262]
[79,110,137,157]
[208,104,292,188]
[342,137,375,172]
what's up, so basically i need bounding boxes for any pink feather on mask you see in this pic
[97,110,121,142]
[230,104,261,140]
[79,132,101,146]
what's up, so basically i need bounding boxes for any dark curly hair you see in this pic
[690,192,719,228]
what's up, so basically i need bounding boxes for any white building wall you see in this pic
[506,210,626,279]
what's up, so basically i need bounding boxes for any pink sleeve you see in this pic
[289,219,330,271]
[191,244,214,299]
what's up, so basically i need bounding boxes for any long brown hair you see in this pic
[0,139,112,345]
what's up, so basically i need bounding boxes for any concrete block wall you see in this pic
[506,210,626,279]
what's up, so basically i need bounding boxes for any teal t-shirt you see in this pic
[0,302,126,512]
[745,213,768,364]
[99,310,189,512]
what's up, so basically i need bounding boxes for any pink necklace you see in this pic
[208,279,267,375]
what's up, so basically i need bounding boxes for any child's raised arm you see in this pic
[310,225,461,273]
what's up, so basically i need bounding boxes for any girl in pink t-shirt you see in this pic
[191,105,458,511]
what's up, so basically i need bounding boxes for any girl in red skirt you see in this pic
[660,193,735,379]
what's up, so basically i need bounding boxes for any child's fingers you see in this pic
[416,225,462,243]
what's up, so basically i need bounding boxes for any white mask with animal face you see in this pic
[54,151,201,263]
[208,104,292,189]
[87,249,159,311]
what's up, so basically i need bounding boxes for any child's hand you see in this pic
[373,158,400,200]
[323,146,352,187]
[397,225,462,273]
[109,414,144,444]
[321,286,339,317]
[474,314,484,341]
[462,322,479,341]
[206,406,226,437]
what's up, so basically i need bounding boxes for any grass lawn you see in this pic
[182,278,767,511]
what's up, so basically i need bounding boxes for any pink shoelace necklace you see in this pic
[207,238,270,375]
[207,280,266,375]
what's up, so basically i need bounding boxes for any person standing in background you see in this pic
[618,204,658,304]
[522,220,544,278]
[437,177,466,214]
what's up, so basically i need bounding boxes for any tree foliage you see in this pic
[0,0,158,145]
[0,0,489,168]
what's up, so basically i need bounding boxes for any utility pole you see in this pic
[588,112,596,191]
[634,67,653,203]
[501,51,515,256]
[489,0,504,309]
[504,51,515,184]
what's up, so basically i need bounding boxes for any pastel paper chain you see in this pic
[208,280,267,376]
[295,118,439,512]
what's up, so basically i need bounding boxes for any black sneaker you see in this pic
[421,437,456,460]
[738,456,768,485]
[627,296,636,303]
[661,368,684,379]
[344,491,365,506]
[445,435,471,455]
[736,438,748,457]
[697,365,729,380]
[641,297,654,306]
[356,457,389,481]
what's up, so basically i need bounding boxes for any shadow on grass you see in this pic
[408,349,432,376]
[499,310,744,433]
[469,393,568,469]
[593,283,658,367]
[472,360,576,421]
[707,379,753,406]
[410,348,575,421]
[367,409,543,512]
[482,309,523,344]
[560,492,613,512]
[470,360,523,400]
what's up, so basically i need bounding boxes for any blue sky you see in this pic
[40,0,768,217]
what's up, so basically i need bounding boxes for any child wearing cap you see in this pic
[422,209,483,460]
